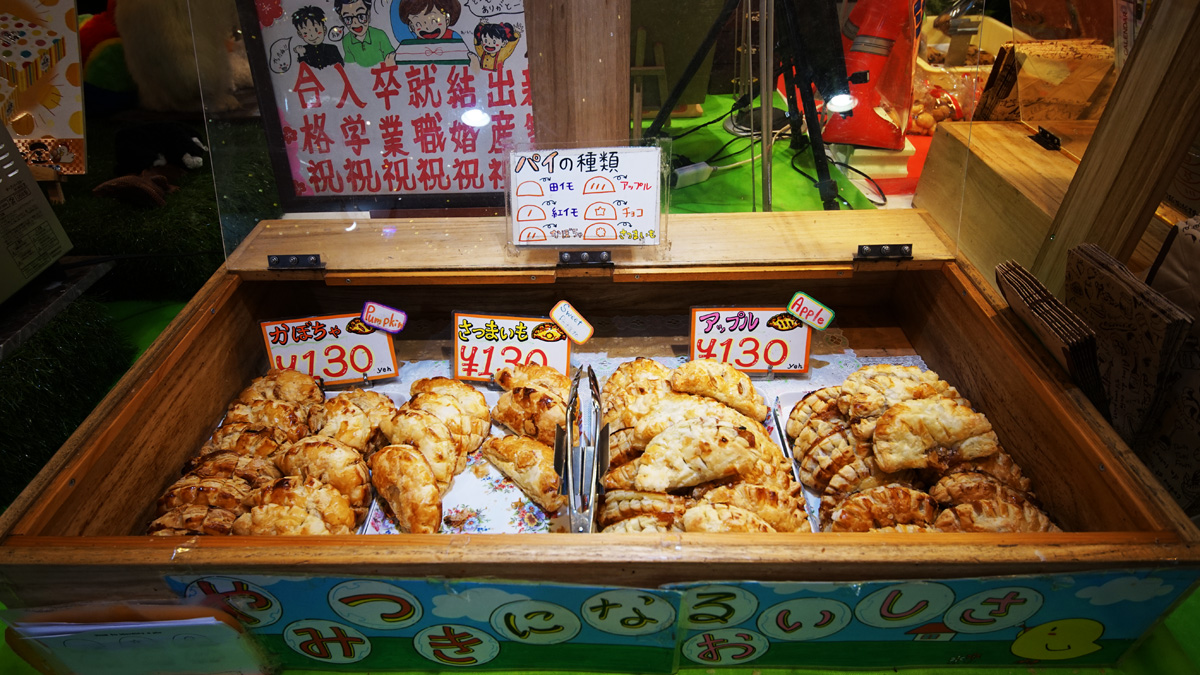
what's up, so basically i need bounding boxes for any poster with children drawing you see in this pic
[239,0,530,210]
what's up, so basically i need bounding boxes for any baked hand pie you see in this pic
[837,365,960,439]
[933,449,1032,494]
[599,490,691,529]
[929,471,1030,508]
[308,396,372,452]
[158,475,252,515]
[234,476,356,535]
[632,393,777,459]
[370,444,442,534]
[786,387,841,441]
[337,388,400,454]
[274,436,371,517]
[199,423,285,460]
[183,451,281,489]
[872,397,1000,472]
[233,368,324,412]
[670,359,769,422]
[820,456,917,528]
[798,427,871,493]
[380,408,461,494]
[411,377,489,427]
[492,385,568,446]
[601,514,682,533]
[148,504,238,536]
[601,357,673,428]
[604,419,759,492]
[494,363,571,400]
[408,391,490,456]
[828,485,939,532]
[480,435,566,512]
[223,399,309,444]
[700,482,806,532]
[935,500,1060,532]
[683,503,776,533]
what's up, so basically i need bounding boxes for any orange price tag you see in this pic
[260,313,398,385]
[689,307,812,373]
[454,311,572,382]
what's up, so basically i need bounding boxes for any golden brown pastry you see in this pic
[598,490,691,529]
[793,408,852,462]
[223,399,309,444]
[274,437,371,517]
[601,357,674,429]
[700,482,806,532]
[934,450,1032,494]
[632,394,782,466]
[606,427,641,469]
[308,396,371,452]
[199,423,285,459]
[148,504,238,536]
[601,515,682,533]
[492,386,567,447]
[670,359,768,422]
[480,435,566,512]
[872,397,1000,473]
[935,501,1061,533]
[683,503,776,533]
[370,444,442,534]
[785,387,841,441]
[335,388,400,453]
[798,428,871,493]
[494,363,571,399]
[929,472,1030,509]
[234,368,324,411]
[870,524,936,533]
[184,451,281,489]
[408,392,490,456]
[837,365,959,439]
[380,408,461,494]
[411,377,489,426]
[828,485,939,532]
[603,419,759,492]
[235,476,357,535]
[158,475,252,515]
[820,456,917,527]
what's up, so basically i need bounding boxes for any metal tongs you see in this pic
[553,367,608,533]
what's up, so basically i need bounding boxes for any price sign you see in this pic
[454,312,572,382]
[260,313,398,386]
[689,307,812,374]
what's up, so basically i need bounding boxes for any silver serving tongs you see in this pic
[771,398,803,484]
[552,366,605,533]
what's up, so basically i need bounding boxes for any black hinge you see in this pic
[854,244,913,260]
[1029,126,1062,151]
[557,251,613,267]
[267,254,326,270]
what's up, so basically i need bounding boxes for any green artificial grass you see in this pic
[0,296,135,512]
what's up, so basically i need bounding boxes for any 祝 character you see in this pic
[392,0,462,41]
[292,6,344,69]
[336,0,394,67]
[471,21,519,72]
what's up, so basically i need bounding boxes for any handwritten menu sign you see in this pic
[261,313,398,385]
[509,146,662,245]
[454,311,571,382]
[689,307,812,373]
[787,291,834,330]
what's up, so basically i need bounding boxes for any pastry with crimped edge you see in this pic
[872,397,1000,473]
[380,408,461,494]
[408,391,490,456]
[670,358,769,422]
[929,471,1031,509]
[158,475,253,515]
[494,363,571,400]
[601,357,673,428]
[308,396,372,452]
[480,435,566,512]
[337,388,400,454]
[606,427,641,469]
[829,485,939,532]
[819,456,918,527]
[233,476,356,535]
[370,444,443,534]
[274,436,371,517]
[683,503,776,533]
[223,399,309,444]
[148,504,238,536]
[183,451,281,490]
[934,500,1060,533]
[869,524,936,533]
[233,368,324,412]
[411,377,489,427]
[837,365,961,439]
[932,449,1032,495]
[793,408,852,463]
[785,386,841,441]
[492,385,568,447]
[198,423,285,460]
[700,482,807,532]
[798,428,871,494]
[601,514,681,533]
[598,490,691,529]
[603,419,759,492]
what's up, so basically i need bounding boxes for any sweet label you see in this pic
[509,146,662,246]
[361,301,407,334]
[689,307,812,373]
[260,313,398,385]
[454,311,571,382]
[549,300,594,344]
[787,292,834,330]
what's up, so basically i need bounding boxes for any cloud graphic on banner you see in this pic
[269,37,292,73]
[1076,576,1174,606]
[432,588,530,620]
[464,0,524,18]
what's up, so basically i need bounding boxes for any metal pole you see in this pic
[759,0,774,210]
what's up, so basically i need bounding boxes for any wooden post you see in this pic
[525,0,631,146]
[1031,0,1200,294]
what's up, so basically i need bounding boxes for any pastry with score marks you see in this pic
[700,481,806,532]
[829,485,939,532]
[601,514,681,533]
[837,365,960,439]
[785,387,841,441]
[598,490,691,529]
[411,377,489,426]
[308,396,372,452]
[183,451,281,489]
[233,476,356,535]
[798,427,871,494]
[683,503,776,533]
[380,408,462,494]
[369,444,442,534]
[158,475,253,515]
[274,436,371,517]
[233,368,324,412]
[494,363,571,400]
[408,392,490,457]
[148,504,238,536]
[819,456,917,528]
[670,358,769,422]
[223,399,309,444]
[935,500,1060,533]
[198,423,285,460]
[480,435,566,512]
[603,419,759,492]
[492,385,568,447]
[872,397,1000,472]
[601,357,674,427]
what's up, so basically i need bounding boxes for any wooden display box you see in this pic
[1,211,1197,671]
